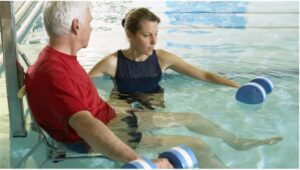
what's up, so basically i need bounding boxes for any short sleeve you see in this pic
[42,66,88,127]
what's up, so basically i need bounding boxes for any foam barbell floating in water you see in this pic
[121,145,198,169]
[236,76,274,104]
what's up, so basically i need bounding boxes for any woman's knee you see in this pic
[179,136,211,152]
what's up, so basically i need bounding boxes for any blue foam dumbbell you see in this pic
[250,76,274,94]
[121,145,198,169]
[121,157,157,169]
[159,144,198,169]
[236,76,274,104]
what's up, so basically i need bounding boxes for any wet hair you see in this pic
[43,1,93,37]
[122,8,160,34]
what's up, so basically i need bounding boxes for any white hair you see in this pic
[43,1,93,37]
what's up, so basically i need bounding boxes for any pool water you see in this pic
[0,1,298,168]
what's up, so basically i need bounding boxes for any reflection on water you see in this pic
[107,88,166,110]
[92,1,133,32]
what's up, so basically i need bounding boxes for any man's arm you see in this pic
[68,110,139,162]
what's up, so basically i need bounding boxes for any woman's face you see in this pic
[129,20,158,56]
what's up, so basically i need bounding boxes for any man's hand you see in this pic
[152,158,174,169]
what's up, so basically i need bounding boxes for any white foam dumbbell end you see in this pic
[121,157,157,169]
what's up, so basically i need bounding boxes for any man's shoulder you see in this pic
[29,55,68,81]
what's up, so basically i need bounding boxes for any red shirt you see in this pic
[25,46,116,142]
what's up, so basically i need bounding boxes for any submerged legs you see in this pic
[135,111,282,151]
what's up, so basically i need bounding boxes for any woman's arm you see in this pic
[157,49,240,88]
[88,53,117,78]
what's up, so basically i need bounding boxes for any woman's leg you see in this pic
[107,112,225,168]
[134,111,282,150]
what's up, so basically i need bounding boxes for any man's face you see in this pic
[80,8,93,48]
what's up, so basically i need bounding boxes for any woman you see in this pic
[88,8,240,94]
[88,7,282,154]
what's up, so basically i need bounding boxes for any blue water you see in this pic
[0,0,298,168]
[166,1,248,28]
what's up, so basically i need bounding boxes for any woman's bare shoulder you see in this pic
[104,51,117,60]
[102,51,118,65]
[156,49,178,62]
[156,49,168,55]
[89,51,118,77]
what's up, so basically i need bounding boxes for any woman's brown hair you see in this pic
[122,8,160,34]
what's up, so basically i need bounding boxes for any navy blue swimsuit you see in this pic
[114,50,162,93]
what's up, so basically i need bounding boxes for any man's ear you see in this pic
[71,19,80,35]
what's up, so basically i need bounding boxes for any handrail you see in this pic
[0,2,43,54]
[15,1,35,26]
[17,1,44,43]
[0,1,43,137]
[0,1,27,137]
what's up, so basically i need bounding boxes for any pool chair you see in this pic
[15,49,114,168]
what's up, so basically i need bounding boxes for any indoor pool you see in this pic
[0,1,298,168]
